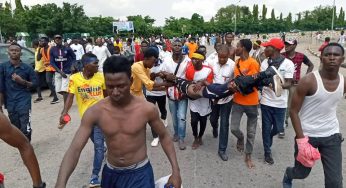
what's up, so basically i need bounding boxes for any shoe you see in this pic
[278,132,285,139]
[151,138,159,147]
[51,99,59,104]
[178,139,186,150]
[265,66,284,82]
[49,93,54,97]
[264,153,274,165]
[282,168,293,188]
[192,137,199,150]
[89,177,101,187]
[34,97,43,103]
[212,127,218,138]
[272,75,283,97]
[162,119,168,127]
[218,151,228,161]
[172,134,179,142]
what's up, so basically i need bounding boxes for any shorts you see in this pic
[8,109,32,141]
[101,159,154,188]
[54,73,70,93]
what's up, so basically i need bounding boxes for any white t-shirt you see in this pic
[160,55,190,79]
[260,58,294,108]
[207,57,235,104]
[92,46,111,72]
[85,43,93,53]
[146,63,166,96]
[187,66,213,116]
[200,36,206,46]
[70,44,85,60]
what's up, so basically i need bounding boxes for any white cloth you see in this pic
[300,71,344,137]
[200,36,206,46]
[207,57,235,104]
[188,66,213,116]
[70,44,85,60]
[85,43,93,53]
[17,39,26,48]
[155,175,183,188]
[146,63,166,96]
[54,73,70,93]
[92,46,111,72]
[260,58,294,108]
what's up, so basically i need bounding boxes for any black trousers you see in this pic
[35,71,46,98]
[8,109,32,141]
[146,95,167,138]
[46,71,58,100]
[190,110,208,138]
[286,133,344,188]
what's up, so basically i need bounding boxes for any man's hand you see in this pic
[296,136,321,167]
[60,72,67,78]
[165,173,182,188]
[12,73,26,85]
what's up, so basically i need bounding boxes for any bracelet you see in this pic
[33,182,46,188]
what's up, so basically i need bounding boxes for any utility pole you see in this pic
[331,0,335,30]
[234,0,241,34]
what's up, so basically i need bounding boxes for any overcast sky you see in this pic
[12,0,346,26]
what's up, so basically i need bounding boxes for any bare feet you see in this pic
[245,154,255,169]
[236,137,244,152]
[192,137,199,150]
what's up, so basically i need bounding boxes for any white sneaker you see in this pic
[151,138,159,147]
[162,119,168,127]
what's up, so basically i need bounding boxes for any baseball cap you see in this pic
[54,34,62,39]
[285,38,298,45]
[261,38,285,50]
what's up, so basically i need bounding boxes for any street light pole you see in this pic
[234,0,241,34]
[331,0,335,30]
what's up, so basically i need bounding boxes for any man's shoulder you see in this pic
[282,58,295,67]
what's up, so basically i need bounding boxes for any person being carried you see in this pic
[0,113,46,188]
[55,56,182,188]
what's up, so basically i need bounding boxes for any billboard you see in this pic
[113,21,134,33]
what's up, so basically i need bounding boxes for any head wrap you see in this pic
[191,53,204,60]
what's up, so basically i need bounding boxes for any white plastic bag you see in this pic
[155,175,183,188]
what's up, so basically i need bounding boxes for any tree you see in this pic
[252,4,259,21]
[262,4,267,20]
[271,9,275,20]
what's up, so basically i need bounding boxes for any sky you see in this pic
[9,0,346,26]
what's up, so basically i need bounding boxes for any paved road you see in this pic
[0,37,345,188]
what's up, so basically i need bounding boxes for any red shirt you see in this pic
[282,52,310,82]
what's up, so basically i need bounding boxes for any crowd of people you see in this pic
[0,30,345,188]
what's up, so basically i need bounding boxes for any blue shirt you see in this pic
[50,46,76,74]
[0,61,37,112]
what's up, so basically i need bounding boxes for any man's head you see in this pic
[191,50,205,71]
[96,38,102,46]
[39,37,49,47]
[143,47,159,69]
[72,37,79,45]
[8,43,22,60]
[320,42,345,72]
[261,38,285,58]
[252,40,261,50]
[103,56,132,103]
[197,45,207,57]
[225,32,235,45]
[114,46,121,54]
[235,39,252,56]
[81,53,99,75]
[172,39,183,55]
[54,35,63,46]
[189,38,196,43]
[214,41,222,52]
[325,37,331,43]
[218,45,230,66]
[32,40,39,49]
[284,39,298,53]
[141,40,149,53]
[127,38,132,46]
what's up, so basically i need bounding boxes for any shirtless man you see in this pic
[225,32,236,61]
[55,56,181,188]
[0,113,46,188]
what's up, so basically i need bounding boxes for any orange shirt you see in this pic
[233,57,260,105]
[187,42,198,58]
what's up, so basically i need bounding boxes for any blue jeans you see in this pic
[261,104,286,154]
[168,99,188,140]
[210,101,232,152]
[90,126,105,178]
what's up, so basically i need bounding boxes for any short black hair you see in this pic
[141,40,149,46]
[144,47,159,59]
[81,53,97,63]
[8,42,22,49]
[321,42,345,55]
[225,32,234,37]
[239,39,252,53]
[40,37,49,42]
[198,45,206,50]
[103,56,132,79]
[195,49,206,59]
[114,46,120,51]
[32,40,39,47]
[325,37,330,42]
[87,38,92,43]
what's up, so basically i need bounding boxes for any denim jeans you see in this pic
[210,101,232,152]
[261,104,286,154]
[230,102,258,154]
[90,126,105,178]
[286,133,343,188]
[168,99,188,140]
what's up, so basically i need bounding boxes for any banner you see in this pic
[113,21,134,32]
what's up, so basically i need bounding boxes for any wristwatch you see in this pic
[33,182,46,188]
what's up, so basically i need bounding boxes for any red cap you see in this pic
[261,38,285,51]
[0,172,4,183]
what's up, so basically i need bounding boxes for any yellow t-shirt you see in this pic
[114,42,123,51]
[34,48,45,72]
[68,72,105,117]
[130,61,154,97]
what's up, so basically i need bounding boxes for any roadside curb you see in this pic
[307,46,346,68]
